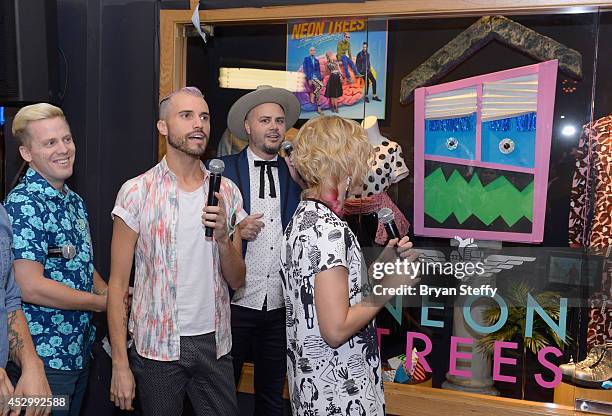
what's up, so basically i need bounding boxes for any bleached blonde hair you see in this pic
[293,115,372,197]
[159,86,204,119]
[12,103,66,146]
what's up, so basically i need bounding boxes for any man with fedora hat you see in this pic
[219,85,302,415]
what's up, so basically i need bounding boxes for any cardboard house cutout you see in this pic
[413,60,558,243]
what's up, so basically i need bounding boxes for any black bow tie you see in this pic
[254,160,278,198]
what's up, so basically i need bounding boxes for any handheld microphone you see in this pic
[281,140,307,189]
[206,159,225,238]
[48,244,77,259]
[281,141,294,157]
[378,207,400,240]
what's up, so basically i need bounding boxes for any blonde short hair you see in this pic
[159,86,204,119]
[12,103,65,146]
[293,116,372,196]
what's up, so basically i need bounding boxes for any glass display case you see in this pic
[162,4,612,414]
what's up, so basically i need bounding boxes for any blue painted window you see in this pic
[425,113,476,160]
[481,112,536,168]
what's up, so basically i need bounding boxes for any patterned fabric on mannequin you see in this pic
[568,124,595,247]
[344,193,410,245]
[568,116,612,251]
[567,115,612,347]
[587,117,612,251]
[587,294,612,347]
[344,139,410,246]
[362,140,409,197]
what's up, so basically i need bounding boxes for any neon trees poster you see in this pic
[287,18,388,120]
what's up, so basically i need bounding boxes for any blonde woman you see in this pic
[324,51,343,113]
[280,116,415,416]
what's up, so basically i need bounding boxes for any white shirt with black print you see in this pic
[280,199,384,416]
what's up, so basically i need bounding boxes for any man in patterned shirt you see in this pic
[4,103,108,416]
[107,87,247,415]
[221,85,302,415]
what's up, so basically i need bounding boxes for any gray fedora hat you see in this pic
[227,85,301,140]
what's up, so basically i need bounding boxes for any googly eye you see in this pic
[446,137,458,150]
[499,138,515,154]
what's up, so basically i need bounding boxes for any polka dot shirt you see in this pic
[361,140,409,197]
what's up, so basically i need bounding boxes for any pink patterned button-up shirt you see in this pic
[112,157,247,361]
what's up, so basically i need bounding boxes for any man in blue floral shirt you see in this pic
[4,103,108,416]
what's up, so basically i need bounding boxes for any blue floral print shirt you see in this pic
[4,168,95,370]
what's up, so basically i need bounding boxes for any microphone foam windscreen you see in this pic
[281,141,294,155]
[209,159,225,174]
[378,207,395,224]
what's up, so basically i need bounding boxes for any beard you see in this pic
[261,142,281,155]
[167,132,208,156]
[252,133,282,156]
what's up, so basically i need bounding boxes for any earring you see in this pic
[344,176,352,200]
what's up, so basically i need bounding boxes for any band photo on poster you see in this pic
[287,17,388,119]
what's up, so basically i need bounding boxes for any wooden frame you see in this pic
[159,0,612,158]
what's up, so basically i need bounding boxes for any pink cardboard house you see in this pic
[413,60,558,243]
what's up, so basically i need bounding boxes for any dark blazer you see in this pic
[303,55,322,81]
[208,147,302,257]
[356,50,370,75]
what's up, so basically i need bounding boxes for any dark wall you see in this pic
[95,0,161,277]
[594,11,612,120]
[186,24,288,159]
[58,2,160,415]
[3,0,162,277]
[186,12,610,247]
[1,2,162,415]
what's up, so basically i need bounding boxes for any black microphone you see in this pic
[206,159,225,238]
[378,207,400,240]
[281,140,293,157]
[281,140,307,189]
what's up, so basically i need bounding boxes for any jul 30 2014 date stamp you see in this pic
[1,395,69,410]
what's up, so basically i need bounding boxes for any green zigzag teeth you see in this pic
[424,167,534,227]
